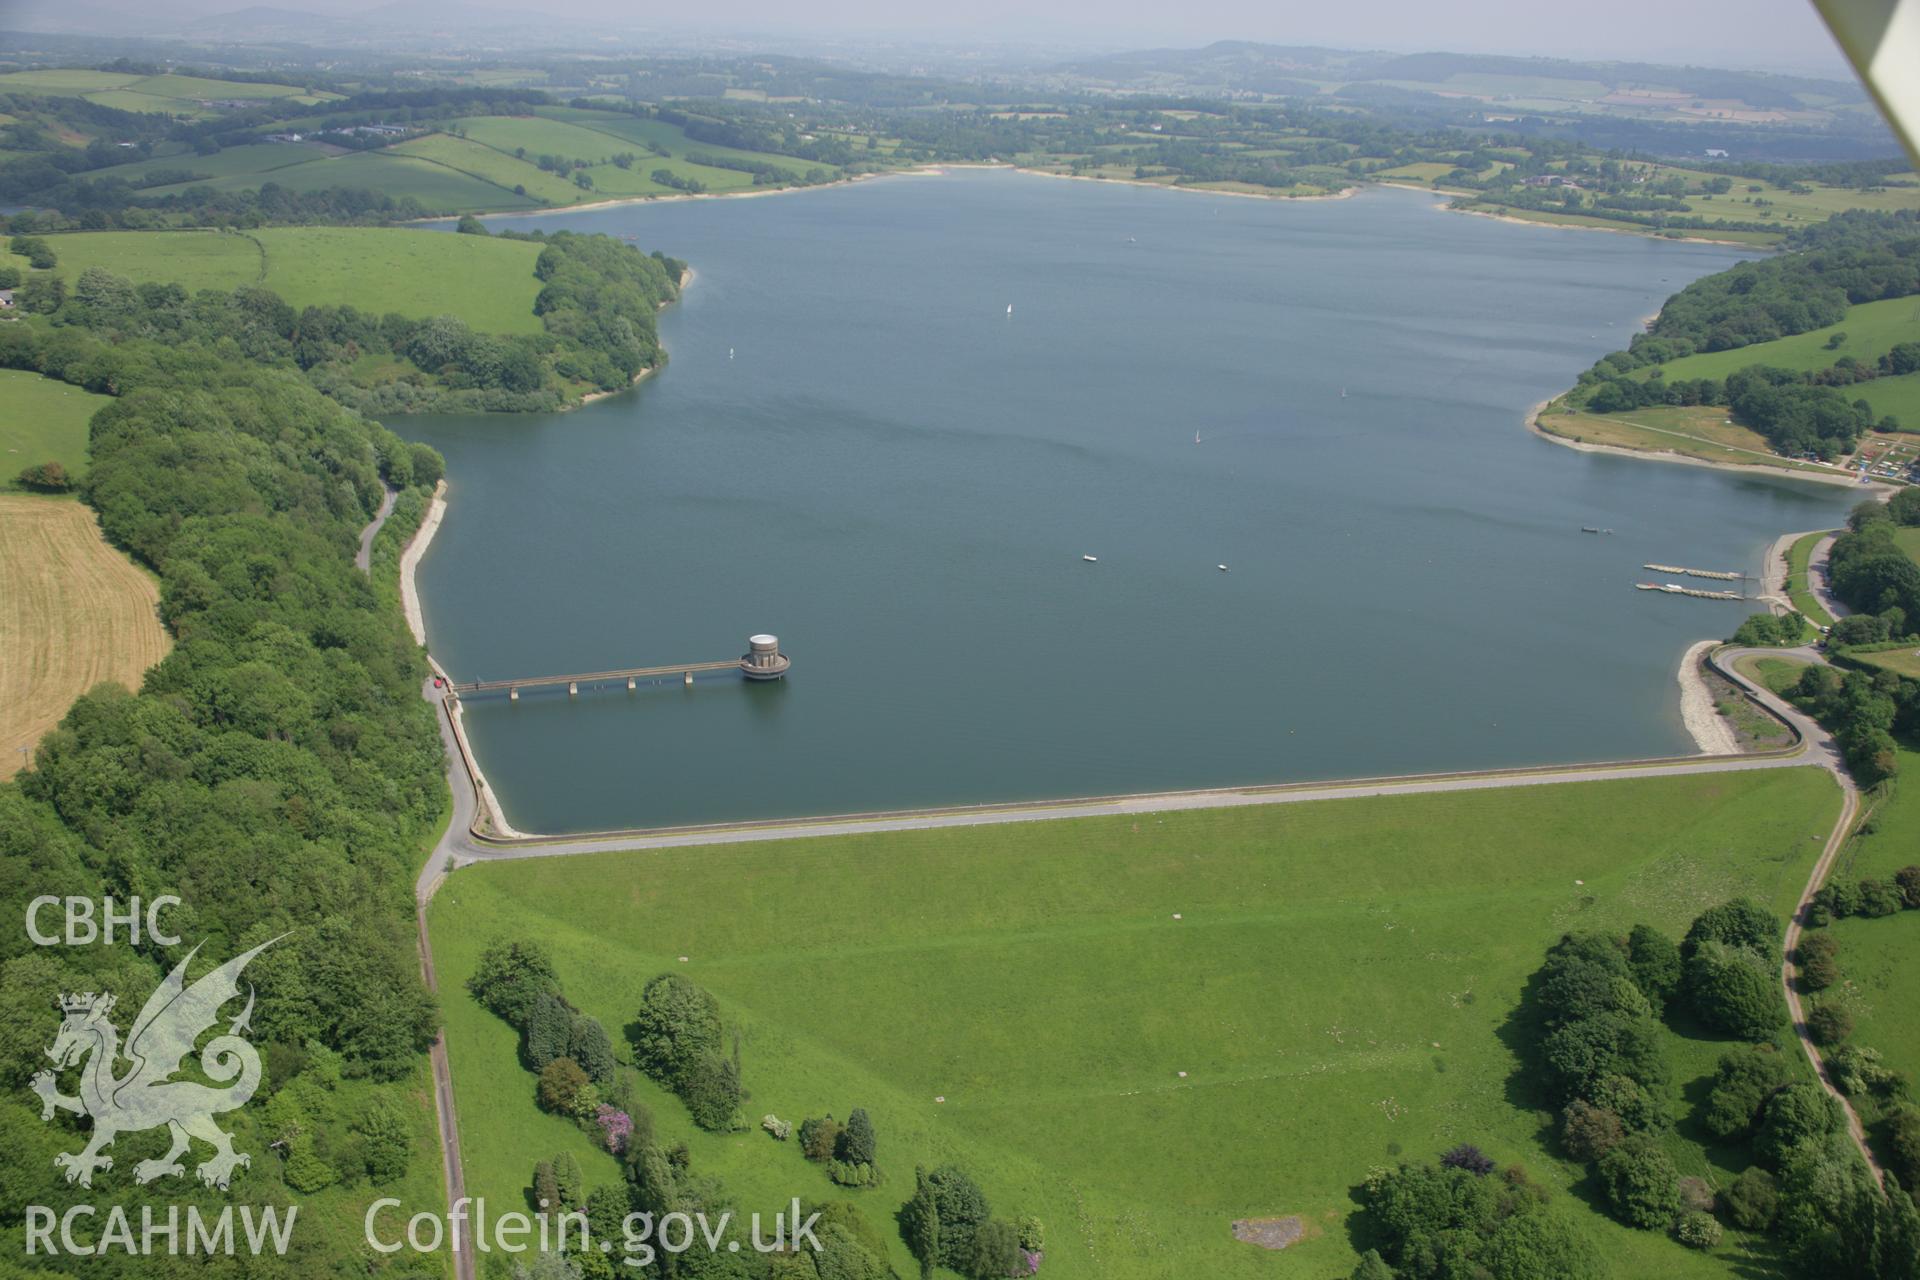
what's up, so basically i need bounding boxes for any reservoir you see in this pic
[401,170,1856,833]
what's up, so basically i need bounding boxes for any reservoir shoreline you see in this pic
[403,170,1854,833]
[435,165,1738,245]
[1524,397,1899,494]
[398,485,526,839]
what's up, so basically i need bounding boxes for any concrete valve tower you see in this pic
[740,634,791,680]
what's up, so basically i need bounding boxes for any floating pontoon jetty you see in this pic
[1643,563,1743,581]
[1635,582,1744,601]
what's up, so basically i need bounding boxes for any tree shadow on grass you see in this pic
[1340,1177,1386,1264]
[1494,960,1562,1156]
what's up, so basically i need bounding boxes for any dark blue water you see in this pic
[399,172,1854,832]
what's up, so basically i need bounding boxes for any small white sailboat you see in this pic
[728,347,734,360]
[1194,430,1202,445]
[1006,303,1014,317]
[1082,554,1098,563]
[1340,387,1347,399]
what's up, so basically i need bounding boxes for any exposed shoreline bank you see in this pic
[429,172,899,226]
[1678,640,1739,755]
[1003,163,1360,202]
[1524,399,1899,494]
[398,478,445,647]
[422,162,1369,230]
[421,164,1766,249]
[397,480,526,839]
[1375,182,1768,247]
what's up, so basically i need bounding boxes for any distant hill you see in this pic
[350,0,535,30]
[1044,41,1868,112]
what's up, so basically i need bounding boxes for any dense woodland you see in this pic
[1833,492,1920,632]
[0,221,684,1273]
[0,314,446,1273]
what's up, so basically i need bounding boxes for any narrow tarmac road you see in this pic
[354,486,398,574]
[357,497,476,1280]
[1722,645,1882,1182]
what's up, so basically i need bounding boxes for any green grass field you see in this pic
[1373,162,1456,182]
[24,228,547,333]
[0,70,339,120]
[251,228,545,332]
[443,108,831,199]
[441,120,769,200]
[1650,296,1920,383]
[77,141,335,186]
[390,132,589,205]
[0,69,141,93]
[123,72,318,101]
[1849,646,1920,679]
[1650,165,1920,225]
[13,229,264,293]
[0,369,113,483]
[27,106,837,213]
[1855,372,1920,429]
[429,768,1841,1279]
[141,150,544,213]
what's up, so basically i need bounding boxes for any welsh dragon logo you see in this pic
[31,938,278,1190]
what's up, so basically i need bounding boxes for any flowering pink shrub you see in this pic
[596,1105,633,1153]
[1017,1248,1042,1275]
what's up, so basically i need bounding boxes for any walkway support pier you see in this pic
[447,633,792,700]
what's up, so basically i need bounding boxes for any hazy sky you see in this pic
[124,0,1854,77]
[722,0,1850,74]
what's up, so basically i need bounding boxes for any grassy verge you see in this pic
[1734,654,1815,697]
[1701,655,1795,748]
[1844,646,1920,679]
[430,768,1841,1279]
[1785,532,1835,629]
